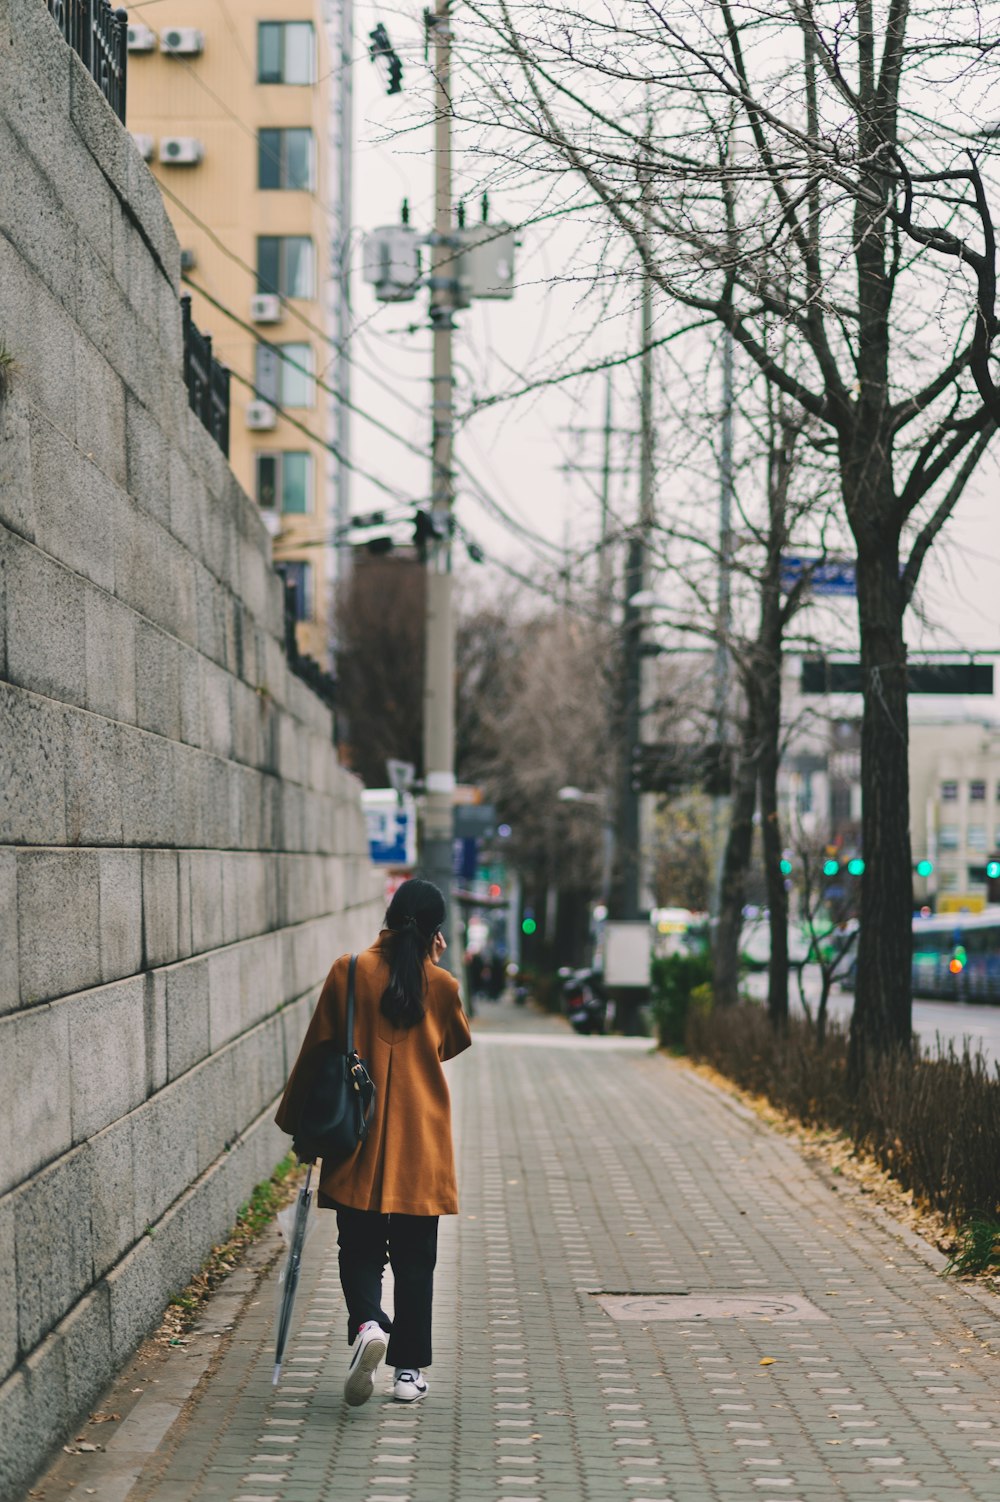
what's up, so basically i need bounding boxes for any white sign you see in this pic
[603,921,652,987]
[361,789,417,867]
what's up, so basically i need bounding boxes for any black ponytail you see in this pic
[379,878,446,1029]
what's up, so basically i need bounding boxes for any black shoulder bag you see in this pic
[291,956,376,1166]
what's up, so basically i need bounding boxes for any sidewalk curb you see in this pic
[32,1225,287,1502]
[676,1053,1000,1354]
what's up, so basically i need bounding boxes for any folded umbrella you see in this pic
[273,1162,314,1386]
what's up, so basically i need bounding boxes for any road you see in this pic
[749,964,1000,1067]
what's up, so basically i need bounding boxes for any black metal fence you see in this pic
[45,0,129,123]
[181,297,231,457]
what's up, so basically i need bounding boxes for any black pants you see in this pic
[334,1205,439,1370]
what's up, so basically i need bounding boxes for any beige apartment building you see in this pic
[127,3,335,664]
[909,713,1000,912]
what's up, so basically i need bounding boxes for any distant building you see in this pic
[910,712,1000,912]
[127,2,335,664]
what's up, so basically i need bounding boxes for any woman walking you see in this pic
[275,878,472,1406]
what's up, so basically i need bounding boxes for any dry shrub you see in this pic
[686,1004,1000,1224]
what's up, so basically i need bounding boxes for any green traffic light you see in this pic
[987,861,1000,880]
[779,859,792,875]
[916,859,934,877]
[847,858,865,876]
[822,859,839,877]
[521,917,537,935]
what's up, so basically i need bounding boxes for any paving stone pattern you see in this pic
[122,1001,1000,1502]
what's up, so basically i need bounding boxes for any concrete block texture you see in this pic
[17,848,101,1006]
[0,1190,17,1380]
[0,683,68,846]
[12,1144,93,1355]
[0,1000,72,1197]
[164,956,211,1080]
[135,619,181,742]
[0,850,18,1016]
[68,977,147,1143]
[4,530,88,709]
[84,583,138,725]
[27,406,117,594]
[98,850,143,983]
[0,397,36,546]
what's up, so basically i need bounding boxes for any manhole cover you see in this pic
[594,1292,829,1322]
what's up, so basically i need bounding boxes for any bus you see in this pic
[911,910,1000,1001]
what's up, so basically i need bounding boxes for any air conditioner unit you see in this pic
[246,401,277,431]
[130,133,155,162]
[127,23,157,52]
[161,27,204,56]
[159,136,204,166]
[250,294,284,325]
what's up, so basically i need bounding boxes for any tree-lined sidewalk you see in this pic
[34,999,1000,1502]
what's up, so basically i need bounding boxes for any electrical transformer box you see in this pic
[459,222,516,300]
[362,225,421,302]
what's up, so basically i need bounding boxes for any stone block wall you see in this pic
[0,4,383,1493]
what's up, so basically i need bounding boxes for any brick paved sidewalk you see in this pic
[35,1000,1000,1502]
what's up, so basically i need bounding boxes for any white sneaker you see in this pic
[344,1321,388,1407]
[392,1367,429,1403]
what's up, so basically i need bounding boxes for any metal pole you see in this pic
[323,0,353,673]
[620,206,655,924]
[710,330,735,914]
[421,0,457,962]
[599,368,613,606]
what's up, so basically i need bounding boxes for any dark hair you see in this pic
[380,878,445,1029]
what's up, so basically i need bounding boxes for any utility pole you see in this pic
[325,0,353,605]
[599,369,614,606]
[710,331,735,913]
[421,0,457,953]
[619,204,656,925]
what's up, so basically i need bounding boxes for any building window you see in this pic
[968,824,988,851]
[940,780,958,801]
[257,236,315,298]
[258,128,314,190]
[256,451,312,514]
[255,342,315,408]
[276,560,311,621]
[258,21,315,84]
[970,779,987,801]
[938,824,960,850]
[938,869,959,893]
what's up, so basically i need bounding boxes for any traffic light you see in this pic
[779,858,792,875]
[987,857,1000,904]
[521,908,537,936]
[915,859,934,877]
[847,858,865,876]
[822,859,839,877]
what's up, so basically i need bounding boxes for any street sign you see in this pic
[604,921,651,987]
[801,660,994,695]
[453,803,496,839]
[780,555,856,596]
[361,789,417,866]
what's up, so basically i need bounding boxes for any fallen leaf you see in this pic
[759,1357,775,1366]
[89,1412,120,1424]
[76,1442,101,1453]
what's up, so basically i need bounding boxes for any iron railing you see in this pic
[181,297,231,457]
[45,1,129,123]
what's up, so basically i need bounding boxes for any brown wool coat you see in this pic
[275,940,472,1216]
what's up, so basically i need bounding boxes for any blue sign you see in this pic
[361,790,417,866]
[780,555,856,597]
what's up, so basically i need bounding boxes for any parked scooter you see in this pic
[562,968,607,1035]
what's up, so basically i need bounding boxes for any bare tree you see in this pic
[456,0,1000,1068]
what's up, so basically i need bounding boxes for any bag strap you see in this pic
[345,954,358,1054]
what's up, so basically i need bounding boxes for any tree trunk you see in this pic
[848,536,913,1076]
[712,704,758,1008]
[756,662,789,1028]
